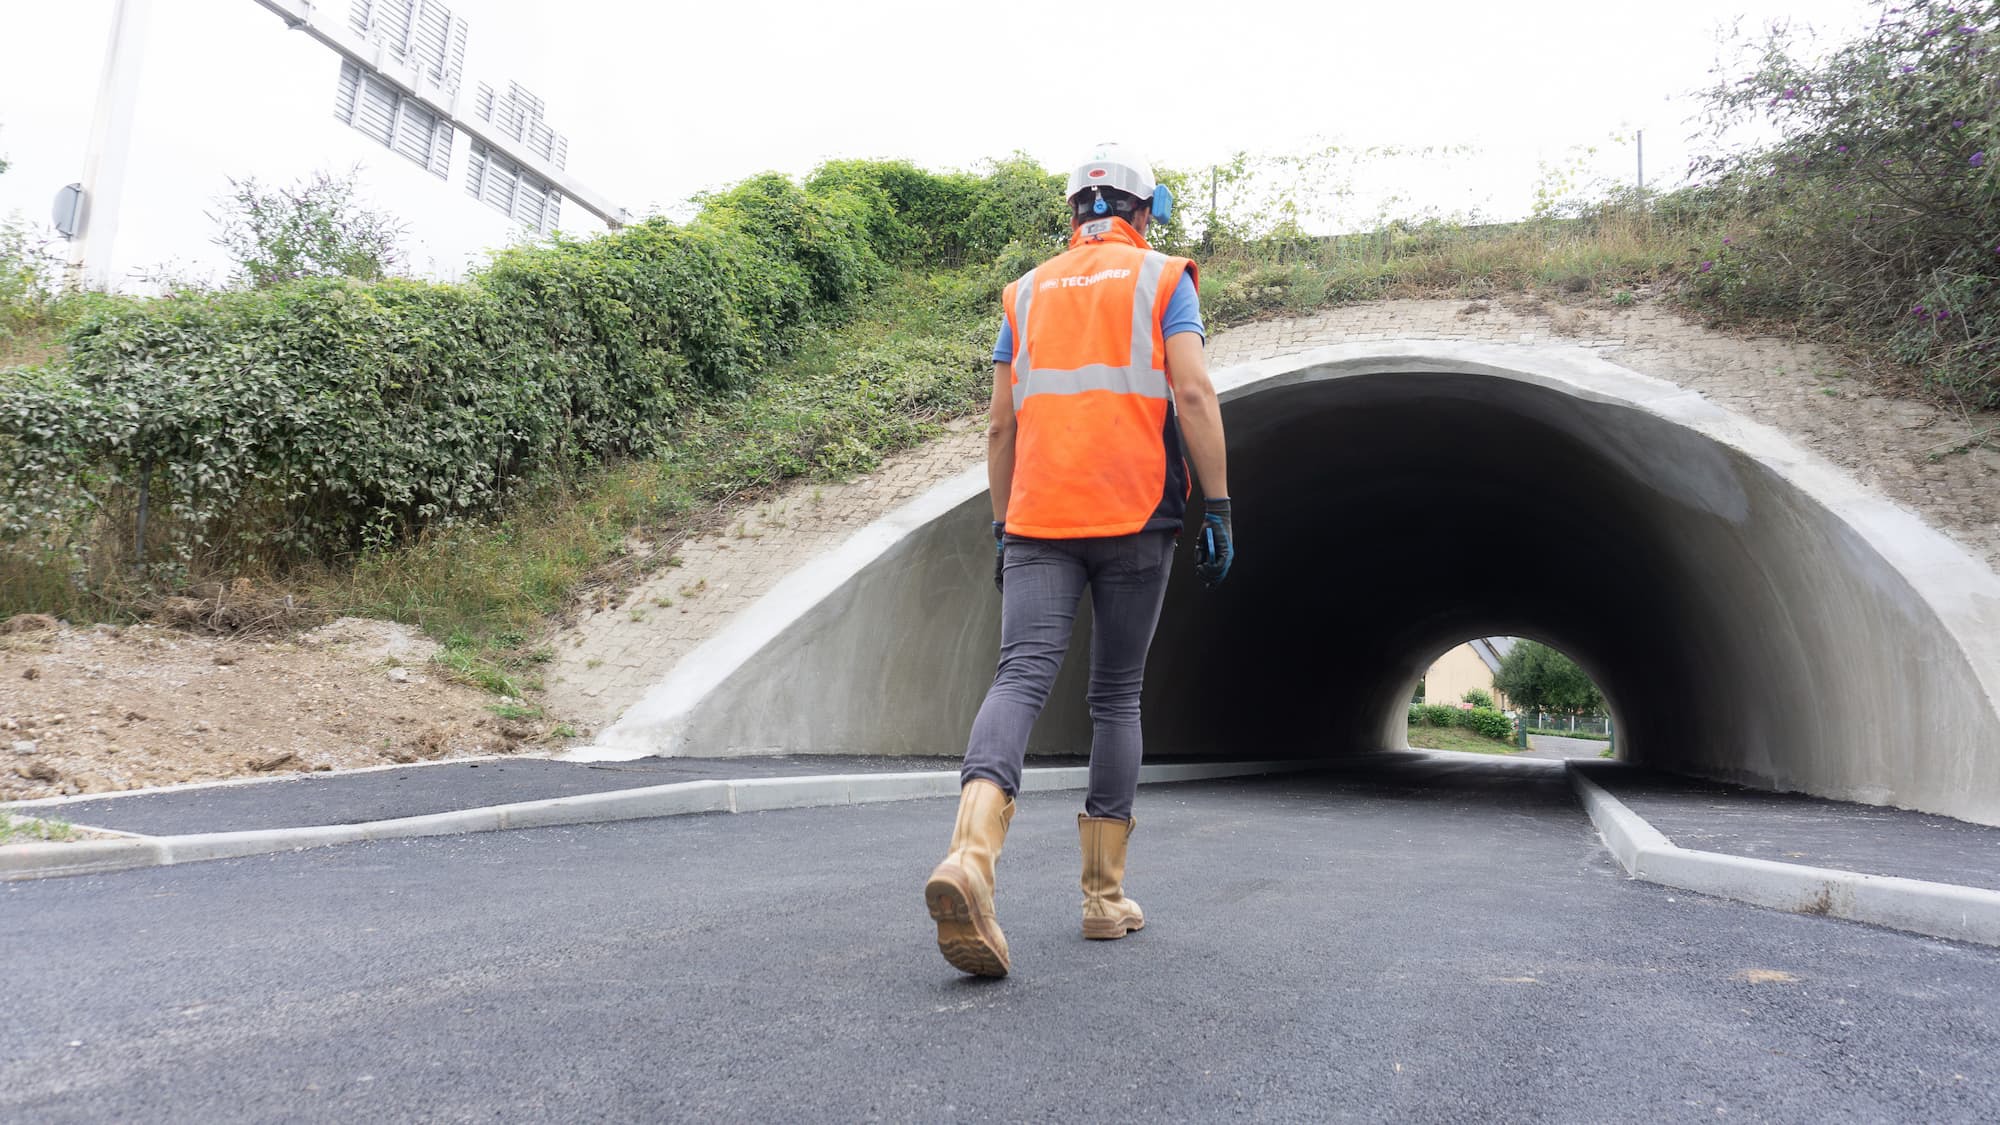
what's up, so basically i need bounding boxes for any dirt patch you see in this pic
[300,616,442,663]
[0,615,536,801]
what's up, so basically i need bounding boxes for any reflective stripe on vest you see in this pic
[1010,250,1171,413]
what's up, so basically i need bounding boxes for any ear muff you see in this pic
[1151,184,1173,224]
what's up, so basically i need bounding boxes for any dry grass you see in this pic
[0,332,62,369]
[1196,208,1705,328]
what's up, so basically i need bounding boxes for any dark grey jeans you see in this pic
[961,530,1176,819]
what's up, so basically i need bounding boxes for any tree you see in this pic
[210,168,405,288]
[1494,640,1604,715]
[1,131,59,339]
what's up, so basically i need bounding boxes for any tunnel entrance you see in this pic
[595,343,2000,826]
[1410,637,1610,757]
[1144,367,1696,772]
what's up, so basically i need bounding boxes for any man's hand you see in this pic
[1194,498,1233,588]
[993,521,1006,594]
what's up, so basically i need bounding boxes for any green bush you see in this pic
[0,161,1038,575]
[1457,707,1514,741]
[1684,0,1999,405]
[804,156,1066,268]
[1461,687,1495,709]
[1414,704,1460,728]
[1409,702,1514,742]
[699,172,877,306]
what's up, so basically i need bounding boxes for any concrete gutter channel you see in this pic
[6,751,1998,951]
[0,760,1307,883]
[1566,765,2000,949]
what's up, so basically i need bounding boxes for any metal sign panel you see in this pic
[466,139,561,232]
[52,183,85,238]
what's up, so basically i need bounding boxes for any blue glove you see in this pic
[1194,497,1233,588]
[993,521,1006,594]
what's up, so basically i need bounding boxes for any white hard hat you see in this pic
[1066,142,1157,202]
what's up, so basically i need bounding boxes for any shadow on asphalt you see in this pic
[1300,751,1577,811]
[1137,752,1584,827]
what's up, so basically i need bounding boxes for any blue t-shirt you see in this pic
[992,271,1203,364]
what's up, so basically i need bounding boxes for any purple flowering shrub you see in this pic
[1684,0,1997,405]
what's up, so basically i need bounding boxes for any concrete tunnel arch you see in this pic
[587,342,2000,826]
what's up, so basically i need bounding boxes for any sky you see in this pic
[0,0,1876,289]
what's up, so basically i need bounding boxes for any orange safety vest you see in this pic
[1000,216,1198,539]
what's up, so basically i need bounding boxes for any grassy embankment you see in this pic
[0,196,1709,709]
[307,268,994,699]
[1404,724,1522,755]
[1,266,996,702]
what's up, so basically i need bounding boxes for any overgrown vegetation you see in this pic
[0,139,89,369]
[1409,702,1514,742]
[0,160,1048,601]
[1173,203,1693,327]
[0,158,1046,687]
[210,168,406,289]
[1683,0,1998,407]
[307,269,991,683]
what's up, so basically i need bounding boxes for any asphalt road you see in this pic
[1520,734,1611,760]
[6,762,1999,1122]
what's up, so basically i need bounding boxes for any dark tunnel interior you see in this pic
[1137,372,1694,761]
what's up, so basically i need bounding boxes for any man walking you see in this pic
[924,143,1235,977]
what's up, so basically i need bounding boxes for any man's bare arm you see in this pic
[988,362,1016,523]
[1166,333,1229,499]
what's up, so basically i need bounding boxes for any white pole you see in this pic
[70,0,155,290]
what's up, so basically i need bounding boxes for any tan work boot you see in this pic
[1079,814,1146,940]
[924,779,1016,977]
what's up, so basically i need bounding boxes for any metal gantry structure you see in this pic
[63,0,630,288]
[256,0,629,230]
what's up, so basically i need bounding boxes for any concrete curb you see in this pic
[0,759,1311,883]
[1568,765,2000,949]
[1,752,529,813]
